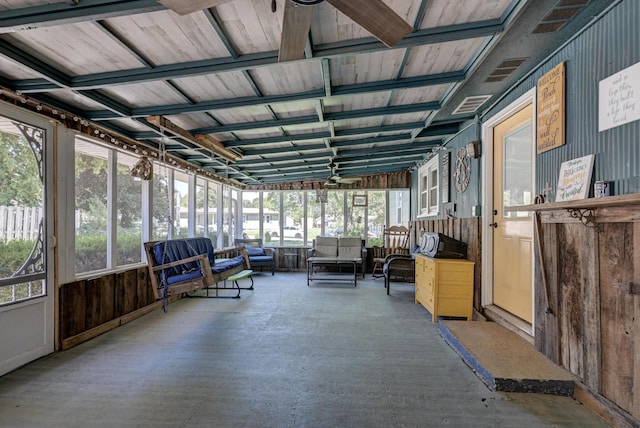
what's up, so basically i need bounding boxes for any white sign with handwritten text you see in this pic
[556,154,594,202]
[599,62,640,132]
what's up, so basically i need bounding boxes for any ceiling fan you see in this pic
[324,159,362,186]
[158,0,413,62]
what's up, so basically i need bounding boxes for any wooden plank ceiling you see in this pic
[0,0,609,186]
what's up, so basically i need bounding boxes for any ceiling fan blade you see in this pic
[158,0,232,15]
[326,0,412,47]
[279,1,315,62]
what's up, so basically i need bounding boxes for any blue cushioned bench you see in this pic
[144,237,251,300]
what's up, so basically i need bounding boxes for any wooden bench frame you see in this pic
[144,241,250,300]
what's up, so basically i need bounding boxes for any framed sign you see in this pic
[556,154,594,202]
[352,194,368,207]
[537,62,565,154]
[599,61,640,131]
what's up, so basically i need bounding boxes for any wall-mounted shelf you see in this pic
[504,194,640,229]
[504,193,640,213]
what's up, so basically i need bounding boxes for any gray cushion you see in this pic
[338,237,362,259]
[315,236,338,257]
[245,245,265,256]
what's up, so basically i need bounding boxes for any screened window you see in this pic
[152,165,171,241]
[418,156,439,217]
[116,151,142,265]
[75,140,109,273]
[0,119,46,305]
[174,170,190,239]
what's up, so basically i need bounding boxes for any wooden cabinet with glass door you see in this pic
[414,254,475,322]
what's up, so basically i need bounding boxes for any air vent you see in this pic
[485,58,528,82]
[452,95,492,115]
[532,0,590,34]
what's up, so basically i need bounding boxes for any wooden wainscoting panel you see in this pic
[116,269,139,316]
[535,222,560,364]
[85,275,116,330]
[600,223,635,415]
[634,223,640,421]
[558,223,586,379]
[59,279,86,340]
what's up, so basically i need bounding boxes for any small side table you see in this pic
[283,253,298,271]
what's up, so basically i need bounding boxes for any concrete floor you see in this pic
[0,273,609,427]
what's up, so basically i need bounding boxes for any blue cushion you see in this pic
[152,237,215,280]
[212,255,244,273]
[245,245,265,256]
[248,255,273,263]
[164,269,204,285]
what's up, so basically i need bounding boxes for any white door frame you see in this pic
[480,88,537,326]
[0,101,55,375]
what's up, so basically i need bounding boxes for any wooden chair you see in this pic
[371,225,410,278]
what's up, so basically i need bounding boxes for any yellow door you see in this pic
[492,104,533,323]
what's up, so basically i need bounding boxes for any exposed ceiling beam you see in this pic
[190,101,441,135]
[223,122,460,149]
[145,116,242,163]
[235,143,437,173]
[7,22,500,92]
[0,0,164,33]
[74,74,455,120]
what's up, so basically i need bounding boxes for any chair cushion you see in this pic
[212,255,245,273]
[315,236,338,257]
[165,269,203,285]
[245,245,265,256]
[338,237,362,259]
[248,255,273,264]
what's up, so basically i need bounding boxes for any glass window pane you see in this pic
[389,190,410,227]
[174,170,190,239]
[207,182,217,241]
[116,151,142,265]
[282,191,305,246]
[0,120,45,304]
[503,123,532,216]
[75,140,108,273]
[346,191,365,238]
[152,165,170,240]
[262,192,278,245]
[196,178,206,237]
[241,191,260,239]
[222,187,238,247]
[307,192,322,246]
[367,191,386,246]
[324,191,343,237]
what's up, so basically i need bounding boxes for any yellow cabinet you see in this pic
[415,254,475,322]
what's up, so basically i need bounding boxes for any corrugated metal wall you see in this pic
[485,0,640,197]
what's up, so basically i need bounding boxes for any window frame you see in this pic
[418,155,439,217]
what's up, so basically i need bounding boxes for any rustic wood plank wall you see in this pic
[413,218,482,311]
[59,266,155,346]
[538,212,640,421]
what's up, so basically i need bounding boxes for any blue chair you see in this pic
[234,238,275,275]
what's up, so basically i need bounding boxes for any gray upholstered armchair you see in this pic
[383,254,415,295]
[234,238,275,275]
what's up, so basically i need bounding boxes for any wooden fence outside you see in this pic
[0,206,42,242]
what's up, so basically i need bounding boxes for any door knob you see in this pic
[489,222,498,228]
